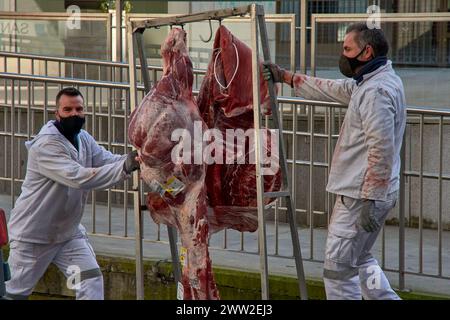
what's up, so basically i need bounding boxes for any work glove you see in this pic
[358,200,380,233]
[123,150,140,174]
[262,61,285,83]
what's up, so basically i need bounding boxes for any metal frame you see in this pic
[127,13,296,97]
[127,13,296,75]
[127,4,307,300]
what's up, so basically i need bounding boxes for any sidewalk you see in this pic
[1,194,449,297]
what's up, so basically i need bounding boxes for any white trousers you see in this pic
[6,232,103,300]
[323,192,401,300]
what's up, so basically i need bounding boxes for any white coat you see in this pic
[8,121,127,244]
[293,61,406,201]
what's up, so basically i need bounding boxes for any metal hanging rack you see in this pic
[127,3,308,300]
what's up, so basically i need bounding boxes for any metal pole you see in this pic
[398,129,406,291]
[291,103,297,241]
[250,4,269,300]
[115,0,123,63]
[257,6,308,300]
[418,115,424,273]
[10,80,15,207]
[132,5,252,31]
[127,25,144,300]
[135,32,150,92]
[326,108,333,225]
[308,105,314,259]
[310,15,316,76]
[92,89,97,234]
[290,15,296,73]
[300,0,307,74]
[106,13,112,62]
[115,0,123,110]
[437,116,443,276]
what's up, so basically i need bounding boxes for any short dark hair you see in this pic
[56,87,84,107]
[345,22,389,57]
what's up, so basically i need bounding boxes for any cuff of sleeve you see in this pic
[120,158,130,177]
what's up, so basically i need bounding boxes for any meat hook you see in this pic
[200,19,213,43]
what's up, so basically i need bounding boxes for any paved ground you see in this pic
[1,194,449,297]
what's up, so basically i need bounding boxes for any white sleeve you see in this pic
[293,73,355,105]
[90,139,127,167]
[359,87,396,200]
[36,141,127,191]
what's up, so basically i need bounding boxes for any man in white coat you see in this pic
[5,87,139,300]
[264,23,406,300]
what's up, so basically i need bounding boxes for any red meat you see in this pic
[197,26,282,233]
[128,28,219,300]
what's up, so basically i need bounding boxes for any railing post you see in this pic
[114,0,124,112]
[398,129,406,291]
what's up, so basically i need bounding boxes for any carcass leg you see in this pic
[178,183,220,300]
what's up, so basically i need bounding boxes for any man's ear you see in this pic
[364,45,375,60]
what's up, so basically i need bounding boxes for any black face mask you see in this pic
[339,47,371,78]
[56,115,85,137]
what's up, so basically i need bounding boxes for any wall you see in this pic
[0,249,439,300]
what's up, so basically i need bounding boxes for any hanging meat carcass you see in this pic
[128,28,219,300]
[128,25,281,300]
[197,25,282,234]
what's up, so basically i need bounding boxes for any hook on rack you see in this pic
[200,19,213,43]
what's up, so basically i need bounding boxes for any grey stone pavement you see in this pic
[1,194,449,298]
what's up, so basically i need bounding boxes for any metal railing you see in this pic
[1,65,450,293]
[0,51,207,87]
